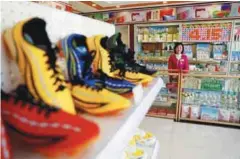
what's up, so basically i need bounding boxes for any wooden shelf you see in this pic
[189,59,222,64]
[139,41,180,43]
[231,61,240,64]
[180,117,240,127]
[159,93,177,97]
[146,114,175,119]
[137,57,224,64]
[139,41,231,43]
[115,17,240,25]
[188,71,227,75]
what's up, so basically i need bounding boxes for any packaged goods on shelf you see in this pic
[200,106,219,121]
[181,104,190,118]
[182,104,240,123]
[231,51,240,61]
[201,78,223,91]
[229,109,240,123]
[137,25,179,43]
[184,45,193,59]
[182,23,232,42]
[182,76,240,123]
[190,105,201,119]
[183,77,201,89]
[196,43,211,60]
[218,108,231,122]
[213,44,228,60]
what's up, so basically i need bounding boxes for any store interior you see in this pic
[1,1,240,159]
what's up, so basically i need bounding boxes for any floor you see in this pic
[139,117,240,159]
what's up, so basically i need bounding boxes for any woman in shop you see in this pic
[167,43,189,92]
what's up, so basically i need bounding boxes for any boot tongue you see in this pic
[106,33,119,49]
[107,33,129,55]
[73,37,88,56]
[75,46,87,55]
[73,37,95,79]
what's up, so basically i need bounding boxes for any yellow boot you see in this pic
[87,35,153,86]
[3,18,76,115]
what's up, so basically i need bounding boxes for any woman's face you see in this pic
[176,45,183,54]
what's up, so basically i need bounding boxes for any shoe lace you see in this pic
[109,46,139,77]
[94,69,119,82]
[125,48,146,70]
[45,46,66,92]
[79,51,105,91]
[2,86,59,118]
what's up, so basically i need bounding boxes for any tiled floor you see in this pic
[139,117,240,159]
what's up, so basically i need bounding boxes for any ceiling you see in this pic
[70,1,198,13]
[94,1,153,7]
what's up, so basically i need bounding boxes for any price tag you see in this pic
[133,84,144,104]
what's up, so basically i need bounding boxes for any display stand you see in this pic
[11,78,163,159]
[1,2,163,159]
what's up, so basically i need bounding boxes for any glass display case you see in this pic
[179,74,240,127]
[230,20,240,74]
[147,70,180,120]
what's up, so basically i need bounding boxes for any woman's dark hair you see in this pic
[174,43,184,54]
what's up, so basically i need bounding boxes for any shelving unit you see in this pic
[180,118,240,127]
[137,56,224,64]
[134,20,237,75]
[134,20,239,124]
[179,73,240,127]
[11,78,163,159]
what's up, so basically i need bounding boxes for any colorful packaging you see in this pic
[160,8,175,20]
[229,109,240,123]
[167,109,176,117]
[131,11,146,22]
[176,7,195,20]
[194,6,210,18]
[148,107,158,115]
[184,45,193,59]
[157,108,167,116]
[190,105,200,119]
[181,104,190,118]
[200,106,219,121]
[213,45,227,60]
[196,44,210,60]
[229,3,240,17]
[218,108,230,122]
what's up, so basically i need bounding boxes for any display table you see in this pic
[11,78,163,159]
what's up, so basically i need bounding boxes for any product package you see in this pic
[196,43,210,60]
[218,108,230,122]
[157,108,167,116]
[181,104,190,118]
[213,44,228,60]
[200,106,219,121]
[231,51,240,61]
[184,45,193,59]
[229,109,240,123]
[190,105,200,119]
[194,6,210,18]
[148,107,159,115]
[131,11,146,22]
[160,8,176,20]
[176,7,195,20]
